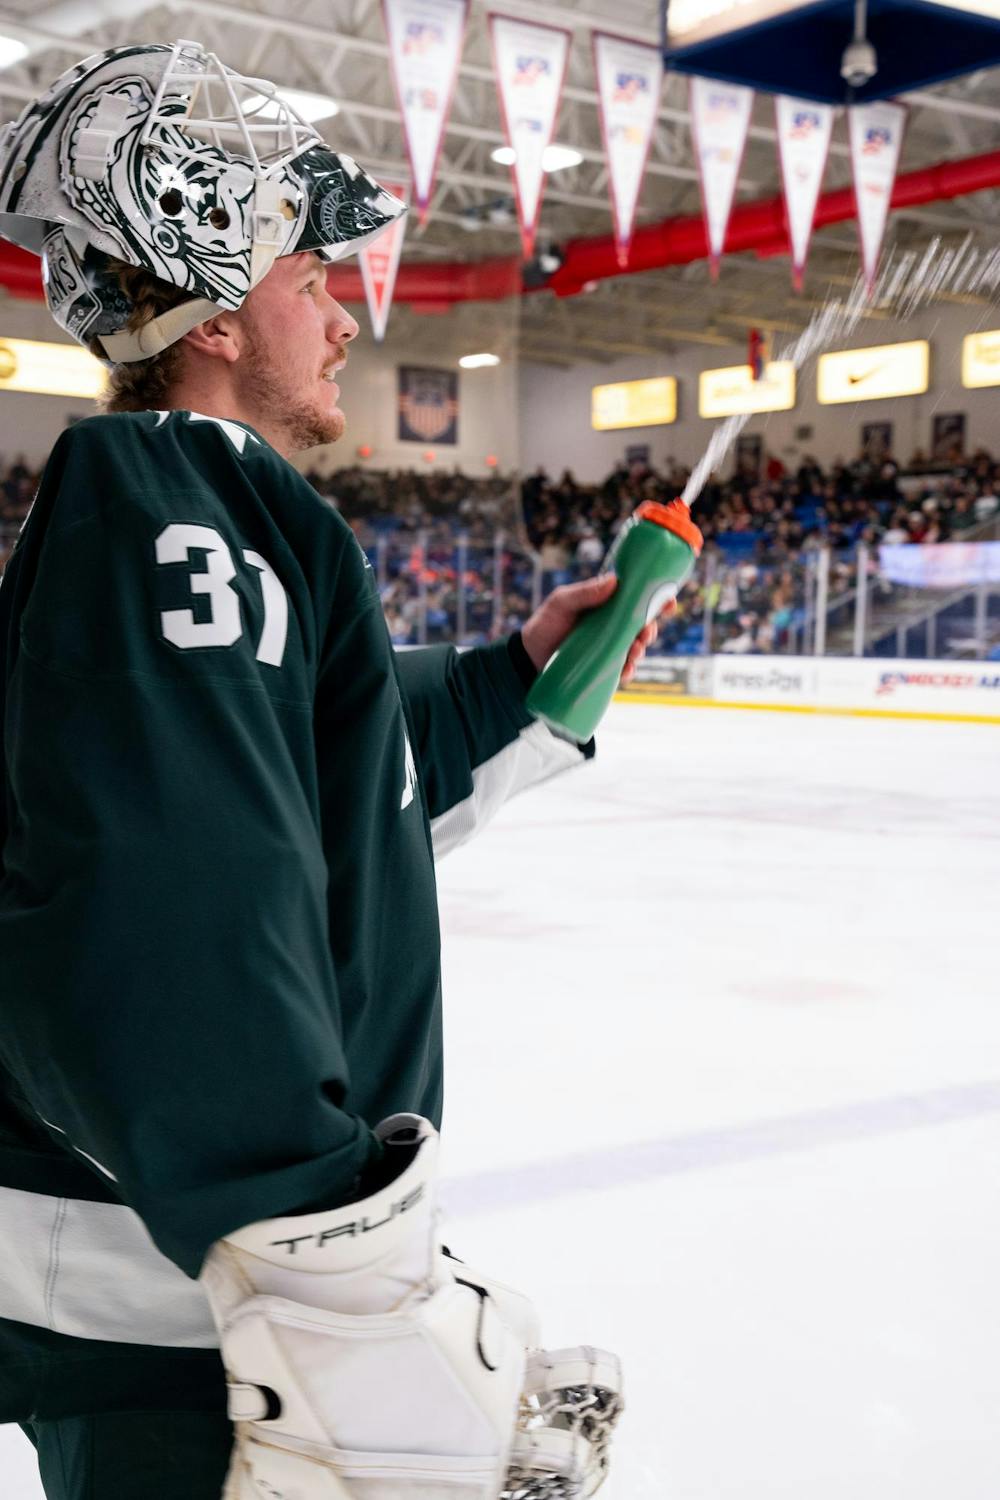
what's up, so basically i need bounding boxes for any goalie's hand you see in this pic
[521,573,676,686]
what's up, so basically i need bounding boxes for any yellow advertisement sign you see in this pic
[0,337,107,400]
[817,340,929,405]
[668,0,805,47]
[961,329,1000,389]
[923,0,1000,17]
[591,376,677,431]
[698,361,795,418]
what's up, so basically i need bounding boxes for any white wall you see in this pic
[0,294,522,476]
[297,326,520,480]
[0,297,103,467]
[517,297,1000,482]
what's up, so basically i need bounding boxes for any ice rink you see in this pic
[4,699,999,1499]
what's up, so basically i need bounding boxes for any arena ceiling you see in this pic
[0,0,998,364]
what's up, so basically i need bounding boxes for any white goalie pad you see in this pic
[202,1119,624,1500]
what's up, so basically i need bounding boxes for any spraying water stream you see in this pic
[681,236,1000,511]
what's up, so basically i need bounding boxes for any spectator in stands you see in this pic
[951,495,978,532]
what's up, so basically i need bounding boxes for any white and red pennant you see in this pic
[592,32,663,269]
[774,95,833,291]
[383,0,469,224]
[488,12,571,261]
[689,76,754,280]
[849,99,906,294]
[358,181,409,342]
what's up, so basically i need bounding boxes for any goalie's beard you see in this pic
[237,312,347,455]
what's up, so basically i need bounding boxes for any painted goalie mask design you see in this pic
[0,39,406,360]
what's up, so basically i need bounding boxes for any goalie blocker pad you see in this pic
[201,1117,624,1499]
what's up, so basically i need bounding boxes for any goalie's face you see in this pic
[232,251,360,456]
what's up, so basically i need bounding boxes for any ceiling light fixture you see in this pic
[0,36,28,69]
[245,87,340,123]
[491,144,584,173]
[459,353,501,369]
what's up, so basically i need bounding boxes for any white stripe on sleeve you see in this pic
[430,720,587,860]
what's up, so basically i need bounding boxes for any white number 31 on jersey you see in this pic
[155,523,288,668]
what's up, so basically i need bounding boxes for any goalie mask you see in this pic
[0,39,406,361]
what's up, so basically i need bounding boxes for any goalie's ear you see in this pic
[181,310,243,366]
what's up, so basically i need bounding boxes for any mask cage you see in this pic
[141,38,324,180]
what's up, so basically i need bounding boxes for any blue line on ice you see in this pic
[443,1079,1000,1214]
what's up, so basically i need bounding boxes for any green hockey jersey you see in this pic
[0,412,590,1409]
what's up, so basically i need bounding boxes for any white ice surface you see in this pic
[4,702,999,1498]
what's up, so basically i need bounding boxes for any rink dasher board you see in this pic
[627,655,1000,724]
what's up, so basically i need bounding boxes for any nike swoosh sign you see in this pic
[847,363,888,386]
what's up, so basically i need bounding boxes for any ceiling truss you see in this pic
[0,0,997,361]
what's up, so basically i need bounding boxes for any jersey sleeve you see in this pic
[0,423,377,1278]
[393,636,592,860]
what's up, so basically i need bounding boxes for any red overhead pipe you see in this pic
[325,253,520,306]
[0,241,50,297]
[2,148,1000,307]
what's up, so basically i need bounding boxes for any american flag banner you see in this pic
[593,32,664,268]
[488,12,572,260]
[848,100,907,295]
[398,365,459,444]
[774,95,833,291]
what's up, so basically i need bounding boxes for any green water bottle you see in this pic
[526,499,703,741]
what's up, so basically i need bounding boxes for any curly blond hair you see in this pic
[91,262,193,414]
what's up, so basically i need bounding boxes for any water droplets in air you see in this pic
[681,236,1000,510]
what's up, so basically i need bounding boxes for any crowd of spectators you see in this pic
[520,444,1000,654]
[3,439,997,657]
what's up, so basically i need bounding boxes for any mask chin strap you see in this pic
[248,177,290,287]
[98,296,224,363]
[99,180,292,364]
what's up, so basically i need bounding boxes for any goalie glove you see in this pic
[200,1115,533,1499]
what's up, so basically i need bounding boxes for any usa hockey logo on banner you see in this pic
[384,0,470,223]
[514,53,550,85]
[615,73,647,104]
[593,32,663,269]
[789,108,818,139]
[404,18,444,52]
[489,13,571,261]
[862,125,893,154]
[849,100,906,294]
[398,365,459,443]
[689,76,754,280]
[775,95,833,291]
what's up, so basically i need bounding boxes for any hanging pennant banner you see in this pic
[848,99,906,296]
[359,181,409,342]
[592,33,663,269]
[489,12,571,261]
[383,0,469,223]
[689,76,754,280]
[774,95,833,292]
